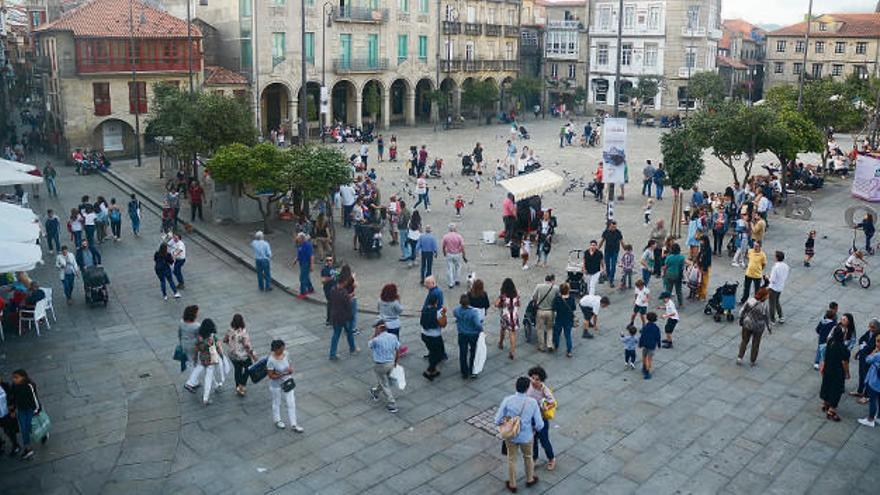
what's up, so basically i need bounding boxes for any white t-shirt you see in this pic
[664,300,680,320]
[634,287,650,307]
[84,212,96,226]
[339,185,357,206]
[267,351,291,389]
[169,239,187,260]
[767,262,790,292]
[416,178,427,195]
[579,294,602,314]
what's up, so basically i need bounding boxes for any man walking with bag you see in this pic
[454,294,483,379]
[369,320,400,414]
[494,376,543,492]
[531,274,559,352]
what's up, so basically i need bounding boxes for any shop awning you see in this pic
[0,216,41,243]
[0,168,42,186]
[0,241,43,272]
[0,159,37,173]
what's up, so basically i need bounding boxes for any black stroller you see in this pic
[461,155,475,176]
[83,266,110,306]
[355,222,383,257]
[518,126,530,140]
[703,282,738,322]
[566,250,585,297]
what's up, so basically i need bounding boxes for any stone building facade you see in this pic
[717,18,764,102]
[541,0,588,112]
[764,13,880,89]
[34,0,203,157]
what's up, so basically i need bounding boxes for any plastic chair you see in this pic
[19,299,50,337]
[42,287,56,322]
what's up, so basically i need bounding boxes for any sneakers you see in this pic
[778,317,785,324]
[736,357,743,366]
[21,449,34,460]
[290,425,304,433]
[184,384,197,393]
[370,387,380,402]
[813,363,820,370]
[163,295,168,301]
[387,405,399,414]
[858,418,876,428]
[173,292,181,299]
[275,421,286,429]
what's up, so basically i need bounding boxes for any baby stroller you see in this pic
[461,155,475,176]
[703,282,738,322]
[566,250,585,297]
[355,223,383,257]
[523,160,541,174]
[685,264,702,300]
[83,266,110,306]
[518,126,530,140]
[429,158,443,178]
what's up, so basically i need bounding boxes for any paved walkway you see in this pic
[1,127,879,494]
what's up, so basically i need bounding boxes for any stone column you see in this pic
[354,94,363,129]
[288,98,298,138]
[404,87,416,126]
[430,100,438,124]
[452,86,462,118]
[381,87,391,129]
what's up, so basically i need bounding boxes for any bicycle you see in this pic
[832,263,871,289]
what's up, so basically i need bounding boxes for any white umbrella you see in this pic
[0,216,41,243]
[0,202,38,222]
[0,167,42,186]
[0,159,37,173]
[0,241,43,272]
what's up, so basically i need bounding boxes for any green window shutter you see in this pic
[340,34,352,67]
[398,34,408,63]
[368,34,379,67]
[418,35,428,61]
[305,32,315,64]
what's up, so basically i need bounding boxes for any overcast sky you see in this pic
[722,0,875,26]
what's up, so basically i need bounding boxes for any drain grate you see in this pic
[466,406,500,437]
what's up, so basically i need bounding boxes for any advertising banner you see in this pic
[852,154,880,202]
[602,117,627,185]
[320,86,329,115]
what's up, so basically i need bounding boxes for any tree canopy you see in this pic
[462,80,499,121]
[147,85,257,162]
[660,128,705,190]
[508,77,543,109]
[687,71,726,109]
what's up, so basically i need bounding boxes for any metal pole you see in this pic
[612,0,623,117]
[187,0,193,92]
[434,0,440,131]
[685,31,693,120]
[797,0,813,112]
[300,0,308,143]
[252,0,260,133]
[129,0,142,167]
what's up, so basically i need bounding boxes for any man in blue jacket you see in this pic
[494,377,543,491]
[454,294,483,379]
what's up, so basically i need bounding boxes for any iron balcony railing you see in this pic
[485,24,502,36]
[334,6,389,23]
[333,57,389,73]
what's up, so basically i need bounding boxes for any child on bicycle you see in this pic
[841,250,866,286]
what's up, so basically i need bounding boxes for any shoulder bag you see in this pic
[499,399,527,440]
[29,384,52,442]
[541,386,557,421]
[281,377,296,393]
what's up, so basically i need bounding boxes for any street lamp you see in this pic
[797,0,814,112]
[322,2,333,132]
[129,0,145,167]
[299,0,308,143]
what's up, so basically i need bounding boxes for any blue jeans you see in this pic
[46,230,60,252]
[46,177,58,196]
[343,204,353,228]
[420,253,434,282]
[350,297,358,332]
[17,408,34,446]
[604,251,619,285]
[173,259,186,286]
[256,259,271,290]
[62,273,75,300]
[621,269,633,288]
[868,384,879,420]
[85,225,95,246]
[413,192,430,210]
[129,213,140,234]
[641,268,652,285]
[815,343,826,365]
[458,332,479,376]
[533,420,555,461]
[655,183,664,200]
[642,179,652,196]
[552,324,572,353]
[156,268,177,296]
[330,323,356,357]
[400,239,411,260]
[73,230,83,246]
[299,264,314,294]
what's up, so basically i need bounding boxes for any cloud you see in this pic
[722,0,874,25]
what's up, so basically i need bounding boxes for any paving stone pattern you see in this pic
[1,123,879,494]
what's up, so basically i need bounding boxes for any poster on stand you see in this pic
[602,117,627,185]
[852,154,880,202]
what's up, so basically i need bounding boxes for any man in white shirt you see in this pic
[339,184,357,228]
[168,233,187,290]
[579,294,610,339]
[767,250,790,324]
[359,143,369,167]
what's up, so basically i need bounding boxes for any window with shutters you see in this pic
[128,81,147,114]
[93,82,111,116]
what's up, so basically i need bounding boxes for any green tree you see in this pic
[461,80,499,123]
[687,71,726,109]
[284,144,352,213]
[148,85,257,174]
[764,108,824,168]
[207,142,290,233]
[625,75,664,119]
[661,128,705,237]
[363,83,381,124]
[688,100,774,185]
[508,76,543,110]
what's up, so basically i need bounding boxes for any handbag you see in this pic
[248,357,268,383]
[29,384,51,441]
[540,387,557,420]
[499,400,527,440]
[173,344,188,372]
[437,308,448,328]
[389,364,406,390]
[281,377,296,392]
[208,344,221,365]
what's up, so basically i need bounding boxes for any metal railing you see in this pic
[334,6,389,23]
[443,21,461,34]
[681,26,707,37]
[485,24,502,36]
[441,58,520,72]
[546,20,581,30]
[465,23,482,35]
[504,25,520,37]
[333,57,389,73]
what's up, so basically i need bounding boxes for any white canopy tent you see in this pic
[0,241,43,272]
[0,159,37,173]
[499,170,564,199]
[0,167,43,186]
[0,216,41,243]
[0,202,38,222]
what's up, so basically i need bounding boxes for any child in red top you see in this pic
[454,195,464,217]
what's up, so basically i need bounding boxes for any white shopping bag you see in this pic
[472,333,487,375]
[389,364,406,391]
[215,354,232,386]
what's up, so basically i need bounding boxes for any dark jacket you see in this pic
[552,294,575,328]
[639,322,662,350]
[11,382,39,412]
[816,318,836,345]
[328,286,353,326]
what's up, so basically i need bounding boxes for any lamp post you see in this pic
[129,0,142,167]
[322,2,333,132]
[299,0,308,143]
[796,0,813,112]
[187,0,193,92]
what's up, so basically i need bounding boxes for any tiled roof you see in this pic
[723,19,765,38]
[36,0,201,39]
[717,55,748,70]
[204,66,248,86]
[769,13,880,38]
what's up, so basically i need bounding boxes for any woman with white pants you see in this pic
[267,339,304,432]
[190,319,221,406]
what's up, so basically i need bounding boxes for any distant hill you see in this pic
[757,23,782,32]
